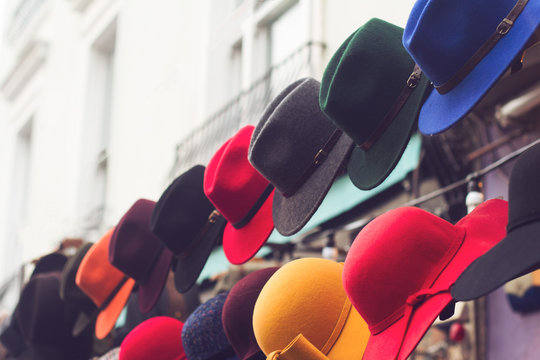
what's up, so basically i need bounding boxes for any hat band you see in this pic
[97,275,130,312]
[320,296,352,354]
[282,129,343,198]
[232,184,274,229]
[360,64,423,151]
[507,211,540,233]
[434,0,528,94]
[267,334,329,360]
[177,210,223,261]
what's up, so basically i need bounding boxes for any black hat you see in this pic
[452,142,540,300]
[31,252,67,278]
[59,243,97,336]
[150,165,227,293]
[15,272,93,359]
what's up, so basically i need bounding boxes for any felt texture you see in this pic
[249,78,354,236]
[343,199,508,360]
[31,252,67,278]
[204,126,275,264]
[76,228,135,340]
[59,242,97,336]
[403,0,540,134]
[182,292,235,360]
[222,267,279,360]
[252,258,370,360]
[452,142,540,301]
[119,316,187,360]
[15,272,93,359]
[151,165,227,293]
[320,18,432,190]
[110,199,174,314]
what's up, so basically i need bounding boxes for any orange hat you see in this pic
[253,258,370,360]
[76,228,135,339]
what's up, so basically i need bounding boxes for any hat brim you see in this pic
[272,133,354,236]
[418,2,540,135]
[362,199,507,360]
[138,248,174,313]
[175,216,227,292]
[223,191,275,264]
[451,220,540,301]
[348,76,431,190]
[95,278,135,340]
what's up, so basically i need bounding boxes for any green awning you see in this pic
[268,133,422,243]
[196,133,422,283]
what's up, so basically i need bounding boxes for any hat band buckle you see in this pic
[434,0,529,94]
[177,210,223,261]
[360,64,423,151]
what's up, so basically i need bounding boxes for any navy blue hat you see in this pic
[182,292,235,360]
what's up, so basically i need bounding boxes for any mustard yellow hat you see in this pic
[253,258,370,360]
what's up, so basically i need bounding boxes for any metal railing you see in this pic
[7,0,46,41]
[168,41,325,178]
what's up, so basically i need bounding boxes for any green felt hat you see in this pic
[320,18,432,190]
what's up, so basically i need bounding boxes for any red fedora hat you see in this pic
[204,125,275,265]
[343,199,508,360]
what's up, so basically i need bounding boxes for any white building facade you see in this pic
[0,0,416,310]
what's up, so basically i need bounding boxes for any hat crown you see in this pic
[182,292,232,360]
[222,267,279,360]
[343,207,463,330]
[204,126,271,224]
[119,317,185,360]
[403,0,518,86]
[249,78,338,196]
[253,258,367,357]
[16,272,79,346]
[76,228,128,306]
[507,143,540,231]
[151,165,218,254]
[110,199,169,282]
[320,18,416,146]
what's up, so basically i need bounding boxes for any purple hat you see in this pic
[222,267,279,360]
[403,0,540,135]
[182,292,235,360]
[110,199,174,314]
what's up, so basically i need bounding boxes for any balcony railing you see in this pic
[7,0,46,41]
[169,41,325,178]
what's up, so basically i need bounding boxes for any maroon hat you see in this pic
[343,199,508,360]
[222,267,279,360]
[110,199,174,314]
[204,126,275,265]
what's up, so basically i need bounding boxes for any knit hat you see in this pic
[182,292,235,360]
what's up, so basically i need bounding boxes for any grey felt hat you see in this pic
[249,78,355,236]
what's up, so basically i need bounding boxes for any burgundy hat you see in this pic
[222,267,279,360]
[119,316,187,360]
[343,199,508,360]
[110,199,174,314]
[204,125,275,265]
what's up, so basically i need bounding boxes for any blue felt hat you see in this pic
[403,0,540,135]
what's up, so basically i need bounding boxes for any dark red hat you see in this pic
[110,199,174,313]
[343,199,508,360]
[222,267,279,360]
[204,125,275,265]
[119,316,186,360]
